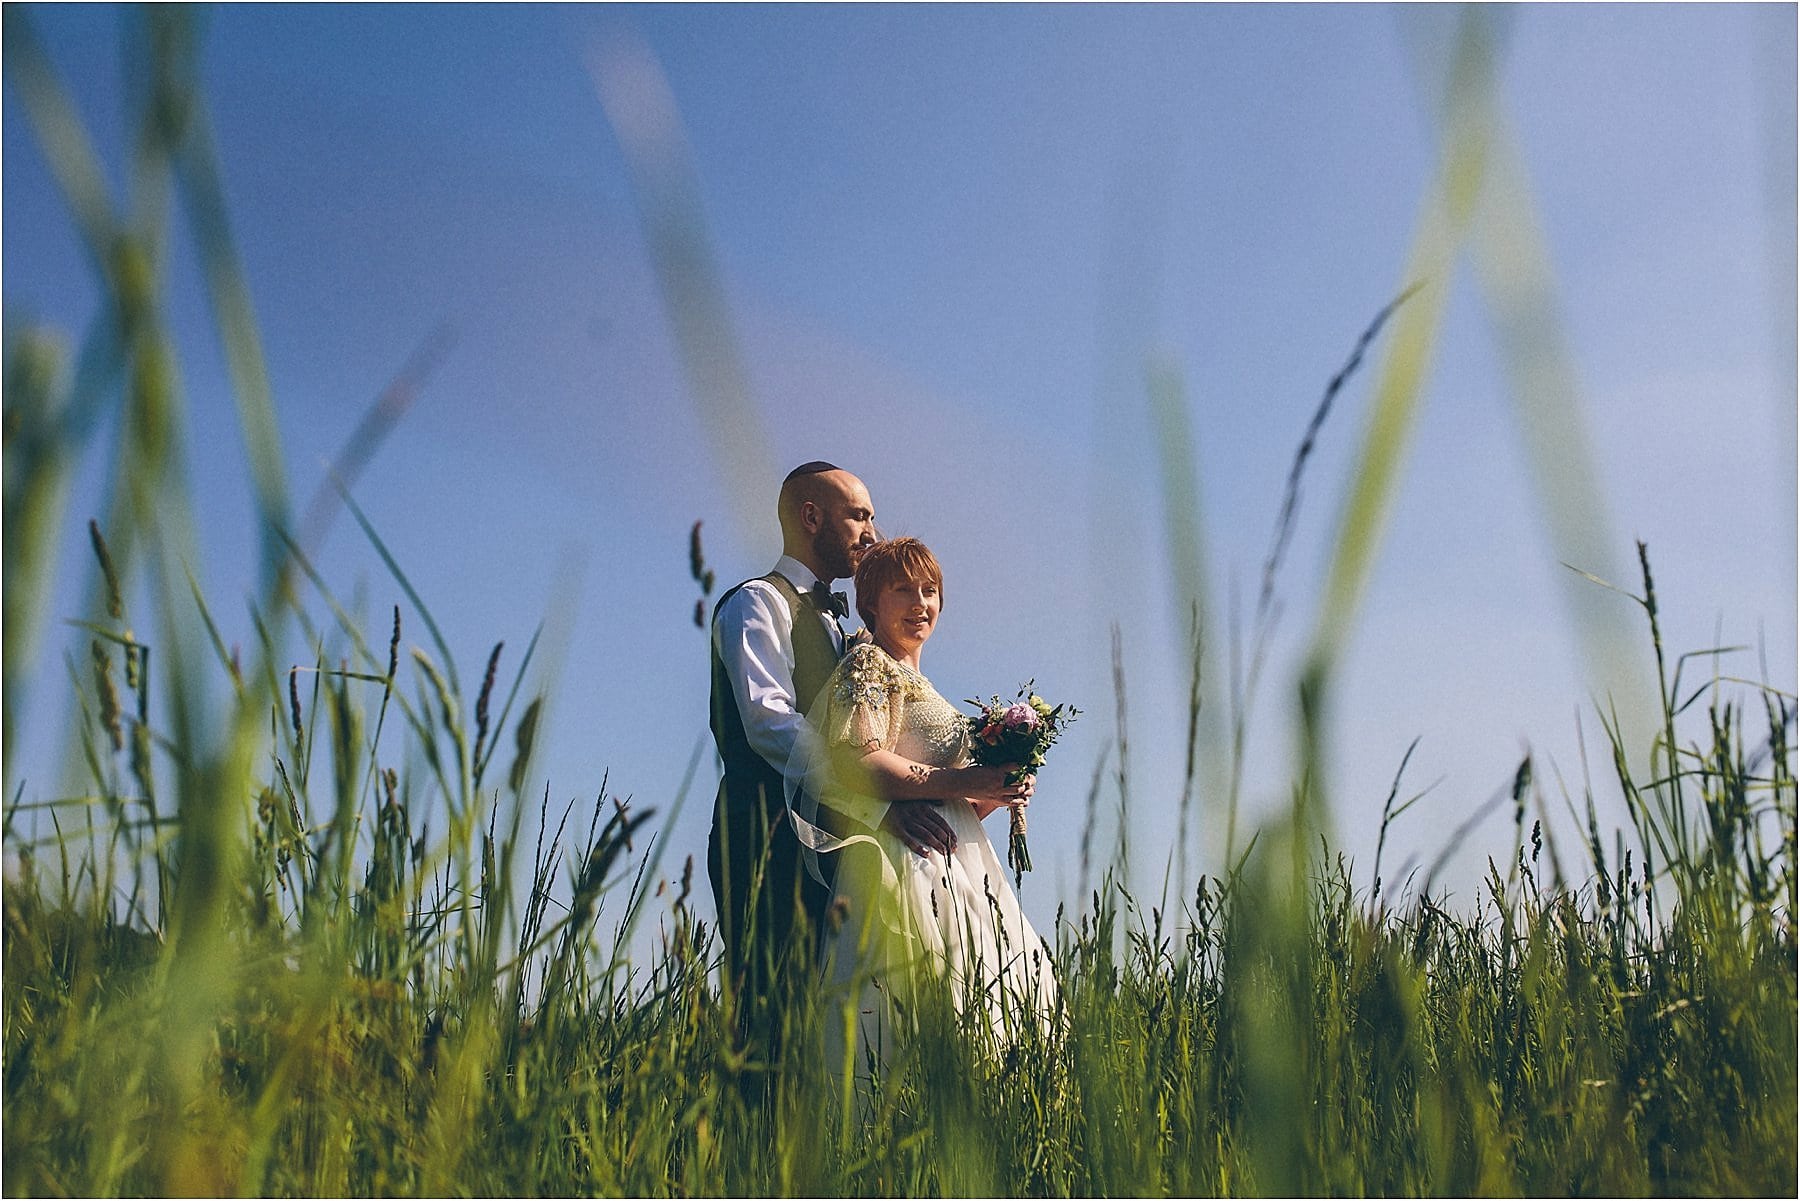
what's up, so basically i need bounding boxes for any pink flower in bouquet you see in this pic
[1002,702,1041,732]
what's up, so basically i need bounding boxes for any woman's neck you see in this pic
[874,636,922,672]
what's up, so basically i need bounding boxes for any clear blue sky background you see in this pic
[5,3,1794,936]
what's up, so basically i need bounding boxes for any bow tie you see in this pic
[808,581,849,620]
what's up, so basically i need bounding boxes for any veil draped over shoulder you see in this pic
[785,652,901,897]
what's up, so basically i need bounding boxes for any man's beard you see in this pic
[814,531,856,582]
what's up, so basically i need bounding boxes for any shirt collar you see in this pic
[773,555,827,594]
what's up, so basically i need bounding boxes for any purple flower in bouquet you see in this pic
[964,682,1080,887]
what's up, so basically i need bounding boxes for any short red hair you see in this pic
[853,537,944,629]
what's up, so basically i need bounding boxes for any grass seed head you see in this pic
[386,605,401,681]
[474,641,502,762]
[288,667,304,746]
[91,639,123,752]
[688,519,707,584]
[88,519,123,621]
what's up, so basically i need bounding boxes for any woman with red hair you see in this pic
[791,537,1059,1061]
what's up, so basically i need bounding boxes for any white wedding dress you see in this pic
[792,643,1059,1065]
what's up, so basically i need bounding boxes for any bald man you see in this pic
[708,461,881,1006]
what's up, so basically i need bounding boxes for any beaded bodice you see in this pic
[889,679,973,769]
[826,643,972,769]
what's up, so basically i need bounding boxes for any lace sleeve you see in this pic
[822,643,908,752]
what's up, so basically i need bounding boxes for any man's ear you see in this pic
[799,500,822,533]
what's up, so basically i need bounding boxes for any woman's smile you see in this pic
[871,577,941,667]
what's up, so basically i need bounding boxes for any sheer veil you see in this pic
[785,666,896,894]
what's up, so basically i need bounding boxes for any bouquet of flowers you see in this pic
[965,683,1079,887]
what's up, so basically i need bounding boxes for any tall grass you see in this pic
[6,586,1793,1194]
[4,7,1795,1197]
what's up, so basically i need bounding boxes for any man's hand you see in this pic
[883,799,956,857]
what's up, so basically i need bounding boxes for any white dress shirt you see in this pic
[713,555,888,831]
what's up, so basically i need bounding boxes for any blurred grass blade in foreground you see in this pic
[588,25,776,553]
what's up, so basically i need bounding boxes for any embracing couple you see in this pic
[707,461,1058,1061]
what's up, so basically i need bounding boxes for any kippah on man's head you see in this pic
[784,460,840,483]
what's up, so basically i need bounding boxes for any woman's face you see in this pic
[872,575,940,659]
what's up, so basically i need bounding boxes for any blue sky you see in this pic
[5,3,1794,933]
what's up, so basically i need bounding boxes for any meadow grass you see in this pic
[4,7,1796,1196]
[4,587,1794,1196]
